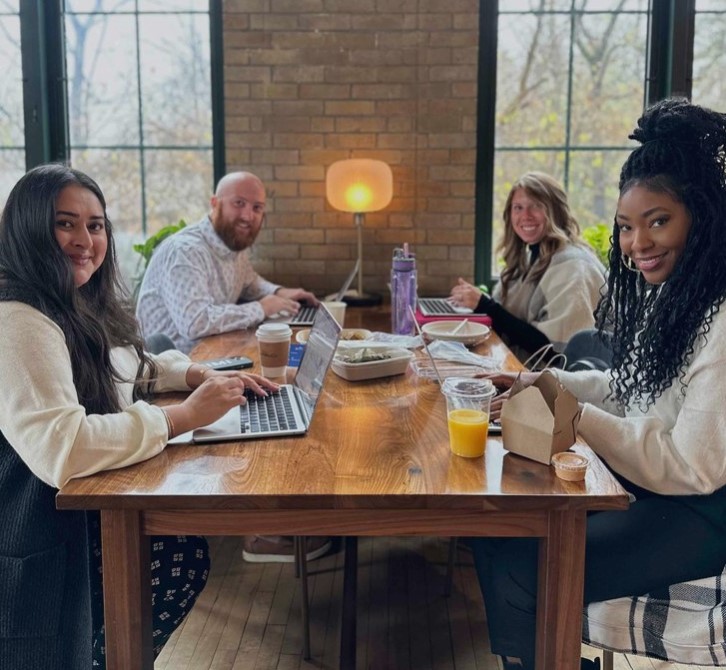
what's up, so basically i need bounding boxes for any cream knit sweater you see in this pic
[0,301,192,488]
[556,307,726,496]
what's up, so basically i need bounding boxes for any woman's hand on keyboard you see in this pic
[205,370,279,398]
[167,374,280,434]
[449,277,483,310]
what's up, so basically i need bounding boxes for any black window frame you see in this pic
[15,0,699,276]
[17,0,225,204]
[474,0,696,285]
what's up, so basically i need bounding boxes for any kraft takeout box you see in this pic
[500,370,580,465]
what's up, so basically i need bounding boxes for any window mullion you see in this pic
[473,0,499,286]
[20,0,68,168]
[645,0,695,105]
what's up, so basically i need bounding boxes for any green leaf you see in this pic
[132,219,187,267]
[582,223,612,265]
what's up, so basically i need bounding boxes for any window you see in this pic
[692,0,726,109]
[63,0,215,279]
[484,0,649,276]
[0,0,25,206]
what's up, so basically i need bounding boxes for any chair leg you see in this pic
[444,537,458,597]
[602,650,614,670]
[294,537,311,660]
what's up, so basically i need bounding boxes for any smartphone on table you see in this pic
[199,356,253,371]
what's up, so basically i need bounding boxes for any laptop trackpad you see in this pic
[194,407,241,440]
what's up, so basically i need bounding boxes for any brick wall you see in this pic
[223,0,479,298]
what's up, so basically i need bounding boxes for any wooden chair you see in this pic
[584,567,726,668]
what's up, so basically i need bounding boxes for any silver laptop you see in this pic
[173,305,341,444]
[418,297,472,317]
[266,260,360,326]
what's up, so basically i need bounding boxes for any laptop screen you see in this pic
[293,303,342,415]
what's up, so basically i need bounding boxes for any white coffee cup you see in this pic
[255,323,292,378]
[324,300,346,327]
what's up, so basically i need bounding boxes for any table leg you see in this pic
[340,536,358,670]
[535,510,587,670]
[100,509,153,670]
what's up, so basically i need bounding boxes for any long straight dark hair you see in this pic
[0,164,157,414]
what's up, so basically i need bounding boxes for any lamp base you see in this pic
[325,289,382,307]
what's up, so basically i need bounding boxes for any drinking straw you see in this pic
[409,305,444,385]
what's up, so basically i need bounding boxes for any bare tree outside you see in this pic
[493,0,647,270]
[693,3,726,112]
[0,1,25,204]
[63,0,213,286]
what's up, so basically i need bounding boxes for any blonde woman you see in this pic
[450,172,606,359]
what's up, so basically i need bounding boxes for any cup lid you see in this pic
[441,377,494,399]
[256,323,292,336]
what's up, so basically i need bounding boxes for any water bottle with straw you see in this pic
[391,243,417,335]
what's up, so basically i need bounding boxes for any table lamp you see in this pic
[326,158,393,306]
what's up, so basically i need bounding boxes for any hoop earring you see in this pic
[621,253,639,273]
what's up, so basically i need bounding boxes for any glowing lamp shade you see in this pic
[325,159,393,306]
[326,159,393,213]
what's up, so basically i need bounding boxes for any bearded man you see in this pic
[136,171,317,353]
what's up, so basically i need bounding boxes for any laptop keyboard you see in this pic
[288,305,318,325]
[240,386,298,434]
[418,298,458,315]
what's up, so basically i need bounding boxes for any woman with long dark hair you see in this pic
[0,164,278,669]
[473,99,726,669]
[449,172,606,360]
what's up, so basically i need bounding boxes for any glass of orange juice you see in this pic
[441,377,495,458]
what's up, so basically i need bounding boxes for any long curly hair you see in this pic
[0,164,157,414]
[595,98,726,410]
[498,171,586,302]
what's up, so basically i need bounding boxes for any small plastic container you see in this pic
[331,346,412,381]
[551,451,589,481]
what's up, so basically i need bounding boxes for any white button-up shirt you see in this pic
[135,215,279,353]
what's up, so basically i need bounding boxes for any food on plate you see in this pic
[340,329,369,341]
[336,348,392,364]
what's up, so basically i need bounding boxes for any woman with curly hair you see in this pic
[471,98,726,670]
[449,172,606,360]
[0,164,278,669]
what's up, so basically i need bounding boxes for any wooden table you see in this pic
[57,306,628,670]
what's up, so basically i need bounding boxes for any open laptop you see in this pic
[418,297,472,317]
[266,260,360,326]
[172,305,341,444]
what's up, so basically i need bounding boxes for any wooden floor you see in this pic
[154,536,709,670]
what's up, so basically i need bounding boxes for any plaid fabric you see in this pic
[583,565,726,665]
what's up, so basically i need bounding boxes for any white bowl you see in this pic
[331,346,412,381]
[421,320,490,346]
[296,327,371,344]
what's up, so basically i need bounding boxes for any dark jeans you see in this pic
[470,489,726,669]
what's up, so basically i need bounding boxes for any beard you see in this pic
[211,203,260,251]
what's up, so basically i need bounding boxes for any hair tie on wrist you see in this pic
[162,409,175,439]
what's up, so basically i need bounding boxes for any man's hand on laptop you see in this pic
[260,294,302,317]
[275,287,319,306]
